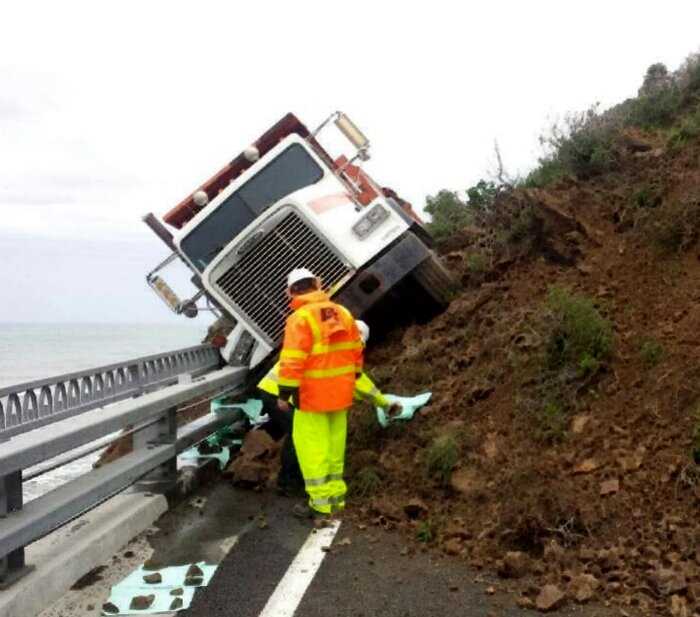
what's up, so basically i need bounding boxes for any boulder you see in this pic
[535,584,566,612]
[568,573,599,603]
[497,551,530,579]
[650,567,687,596]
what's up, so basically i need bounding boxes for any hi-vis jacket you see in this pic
[258,362,389,409]
[278,290,363,413]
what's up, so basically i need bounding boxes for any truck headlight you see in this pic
[231,330,255,366]
[352,204,390,239]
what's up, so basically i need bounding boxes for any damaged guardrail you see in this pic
[0,362,248,589]
[0,344,221,440]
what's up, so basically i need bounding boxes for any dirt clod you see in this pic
[129,595,155,611]
[535,584,566,612]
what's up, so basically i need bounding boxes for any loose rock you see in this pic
[129,595,155,611]
[143,572,162,584]
[535,585,566,612]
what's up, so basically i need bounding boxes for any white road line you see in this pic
[258,521,341,617]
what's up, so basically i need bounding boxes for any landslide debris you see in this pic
[346,55,700,616]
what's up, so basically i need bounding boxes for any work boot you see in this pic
[292,502,328,519]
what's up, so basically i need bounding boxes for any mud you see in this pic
[344,129,700,615]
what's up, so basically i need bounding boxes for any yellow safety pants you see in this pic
[292,409,348,514]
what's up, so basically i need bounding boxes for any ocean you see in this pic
[0,322,206,501]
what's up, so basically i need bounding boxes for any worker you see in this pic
[257,319,398,498]
[277,267,363,518]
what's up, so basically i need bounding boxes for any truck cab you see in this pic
[144,112,451,368]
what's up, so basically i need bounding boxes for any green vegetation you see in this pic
[522,288,613,443]
[646,198,700,254]
[467,253,488,273]
[351,466,382,498]
[545,287,613,374]
[668,106,700,150]
[523,54,700,188]
[424,180,501,239]
[639,338,664,368]
[424,190,472,240]
[632,184,663,209]
[416,519,436,543]
[425,435,459,486]
[536,398,568,443]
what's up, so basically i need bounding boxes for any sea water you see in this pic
[0,322,205,501]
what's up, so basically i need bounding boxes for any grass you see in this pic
[351,466,382,498]
[467,253,488,273]
[632,185,663,209]
[545,287,613,372]
[639,338,664,368]
[425,435,459,486]
[416,519,436,543]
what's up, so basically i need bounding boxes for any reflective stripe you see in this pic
[280,348,309,360]
[310,496,333,507]
[305,476,328,487]
[303,365,357,379]
[297,309,322,344]
[278,376,301,387]
[304,472,343,488]
[310,340,362,355]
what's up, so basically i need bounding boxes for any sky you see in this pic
[1,1,699,324]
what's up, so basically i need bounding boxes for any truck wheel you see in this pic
[412,253,457,310]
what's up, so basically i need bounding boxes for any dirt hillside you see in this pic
[346,89,700,615]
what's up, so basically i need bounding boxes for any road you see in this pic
[143,483,615,617]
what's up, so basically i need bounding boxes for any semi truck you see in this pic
[143,111,452,369]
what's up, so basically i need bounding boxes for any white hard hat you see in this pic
[287,267,316,288]
[356,320,370,344]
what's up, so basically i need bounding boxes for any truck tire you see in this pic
[412,253,457,310]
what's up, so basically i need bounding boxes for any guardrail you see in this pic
[0,344,221,440]
[0,363,249,588]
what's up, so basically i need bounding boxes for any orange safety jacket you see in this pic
[278,290,363,413]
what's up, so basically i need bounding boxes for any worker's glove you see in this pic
[386,402,403,418]
[278,386,299,409]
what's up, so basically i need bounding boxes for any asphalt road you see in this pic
[153,483,617,617]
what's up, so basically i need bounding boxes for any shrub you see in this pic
[668,106,700,150]
[466,180,499,212]
[425,435,459,486]
[626,86,681,128]
[424,190,472,240]
[467,253,488,273]
[536,398,568,443]
[632,184,663,209]
[416,519,436,543]
[522,158,567,188]
[544,287,613,372]
[639,338,664,368]
[351,466,382,498]
[647,197,700,254]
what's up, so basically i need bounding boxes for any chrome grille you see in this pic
[214,212,351,343]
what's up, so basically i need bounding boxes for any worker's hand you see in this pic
[277,399,292,412]
[387,402,402,418]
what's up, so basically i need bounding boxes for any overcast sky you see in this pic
[2,1,699,324]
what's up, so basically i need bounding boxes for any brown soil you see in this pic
[345,130,700,615]
[95,399,211,467]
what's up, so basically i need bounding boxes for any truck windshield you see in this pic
[180,143,324,271]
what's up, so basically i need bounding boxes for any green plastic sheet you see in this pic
[102,562,217,615]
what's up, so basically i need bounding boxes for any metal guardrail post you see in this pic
[0,471,32,588]
[133,407,178,494]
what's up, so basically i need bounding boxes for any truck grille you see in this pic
[214,212,351,343]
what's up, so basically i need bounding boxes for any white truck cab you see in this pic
[144,112,451,368]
